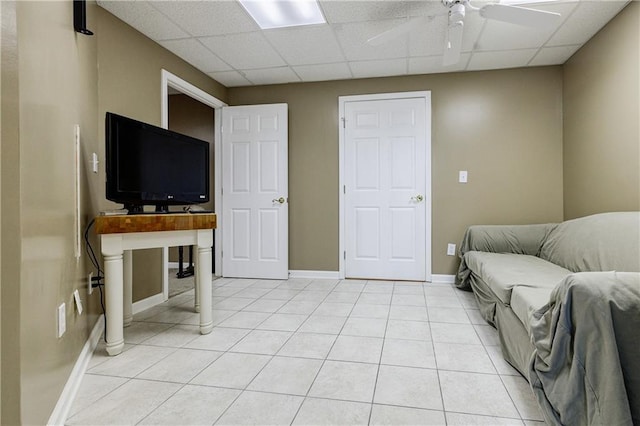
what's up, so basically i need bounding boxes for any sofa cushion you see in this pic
[511,285,553,332]
[464,251,572,304]
[539,212,640,273]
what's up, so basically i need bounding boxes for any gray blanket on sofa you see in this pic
[528,271,640,426]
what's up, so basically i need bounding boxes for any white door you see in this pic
[222,104,288,279]
[343,95,430,281]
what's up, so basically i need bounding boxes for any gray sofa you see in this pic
[456,212,640,426]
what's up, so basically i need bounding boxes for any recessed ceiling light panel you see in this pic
[238,0,326,29]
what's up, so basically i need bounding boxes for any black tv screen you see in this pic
[106,112,209,213]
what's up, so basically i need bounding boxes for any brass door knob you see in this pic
[272,197,286,204]
[411,194,424,202]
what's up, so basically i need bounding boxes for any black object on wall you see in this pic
[74,0,94,36]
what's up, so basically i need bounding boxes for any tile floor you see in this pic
[67,278,547,425]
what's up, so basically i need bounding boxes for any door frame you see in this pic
[160,69,227,300]
[338,91,432,281]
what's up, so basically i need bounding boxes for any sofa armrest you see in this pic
[455,223,557,289]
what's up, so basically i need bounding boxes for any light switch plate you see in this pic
[57,303,66,338]
[73,289,84,315]
[447,243,456,256]
[459,171,468,183]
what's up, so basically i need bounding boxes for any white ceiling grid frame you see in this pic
[96,0,632,87]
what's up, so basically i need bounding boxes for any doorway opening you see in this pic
[160,70,226,300]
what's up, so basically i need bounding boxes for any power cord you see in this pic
[84,219,107,342]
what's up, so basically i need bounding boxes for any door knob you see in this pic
[272,197,286,204]
[411,194,424,202]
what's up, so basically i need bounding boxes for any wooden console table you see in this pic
[95,213,216,356]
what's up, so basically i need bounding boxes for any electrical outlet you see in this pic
[459,170,468,183]
[88,272,93,295]
[57,303,66,338]
[447,243,456,256]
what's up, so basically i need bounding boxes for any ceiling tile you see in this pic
[200,32,286,70]
[264,25,345,65]
[242,67,301,85]
[293,63,352,82]
[409,54,471,74]
[319,1,434,24]
[149,0,258,37]
[408,15,448,57]
[158,39,231,73]
[529,44,581,66]
[349,58,408,79]
[207,71,251,88]
[547,1,629,46]
[335,20,409,61]
[467,49,538,71]
[98,1,189,40]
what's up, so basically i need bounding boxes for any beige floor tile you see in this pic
[389,305,429,321]
[229,329,292,355]
[381,338,436,369]
[184,326,250,351]
[385,319,431,341]
[328,335,384,364]
[439,370,520,418]
[293,398,371,425]
[501,375,545,421]
[373,365,443,410]
[276,332,337,359]
[247,356,323,395]
[67,379,181,425]
[256,313,308,331]
[308,360,378,402]
[430,322,482,345]
[370,404,446,425]
[428,307,472,324]
[136,348,222,383]
[215,391,304,425]
[341,317,387,337]
[434,342,497,374]
[445,412,524,425]
[141,324,200,348]
[190,352,271,388]
[299,315,347,334]
[88,345,175,378]
[139,385,240,425]
[216,311,270,329]
[68,374,127,417]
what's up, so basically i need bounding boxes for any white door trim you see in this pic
[338,91,432,281]
[161,69,227,300]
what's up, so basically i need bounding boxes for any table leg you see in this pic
[123,250,133,327]
[194,252,200,313]
[104,252,125,356]
[197,243,213,334]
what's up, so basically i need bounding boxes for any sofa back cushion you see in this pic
[539,212,640,272]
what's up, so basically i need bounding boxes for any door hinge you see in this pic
[343,251,346,260]
[343,185,346,194]
[221,187,223,195]
[341,117,346,128]
[221,251,223,258]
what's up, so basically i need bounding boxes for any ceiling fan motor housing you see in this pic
[443,0,466,23]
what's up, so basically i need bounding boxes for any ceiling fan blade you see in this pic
[443,21,463,66]
[367,17,425,46]
[480,4,561,28]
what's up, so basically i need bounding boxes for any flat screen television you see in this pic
[106,112,210,214]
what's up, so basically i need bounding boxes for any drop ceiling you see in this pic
[97,0,630,88]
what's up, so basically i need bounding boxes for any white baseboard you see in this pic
[167,261,189,269]
[132,292,166,315]
[431,274,456,284]
[48,315,105,426]
[288,270,341,280]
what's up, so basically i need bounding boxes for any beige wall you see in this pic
[563,2,640,219]
[167,93,215,262]
[229,67,565,275]
[1,1,99,423]
[0,2,227,423]
[96,8,227,301]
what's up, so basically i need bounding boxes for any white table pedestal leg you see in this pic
[197,238,213,334]
[194,248,200,313]
[104,252,125,356]
[123,250,133,327]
